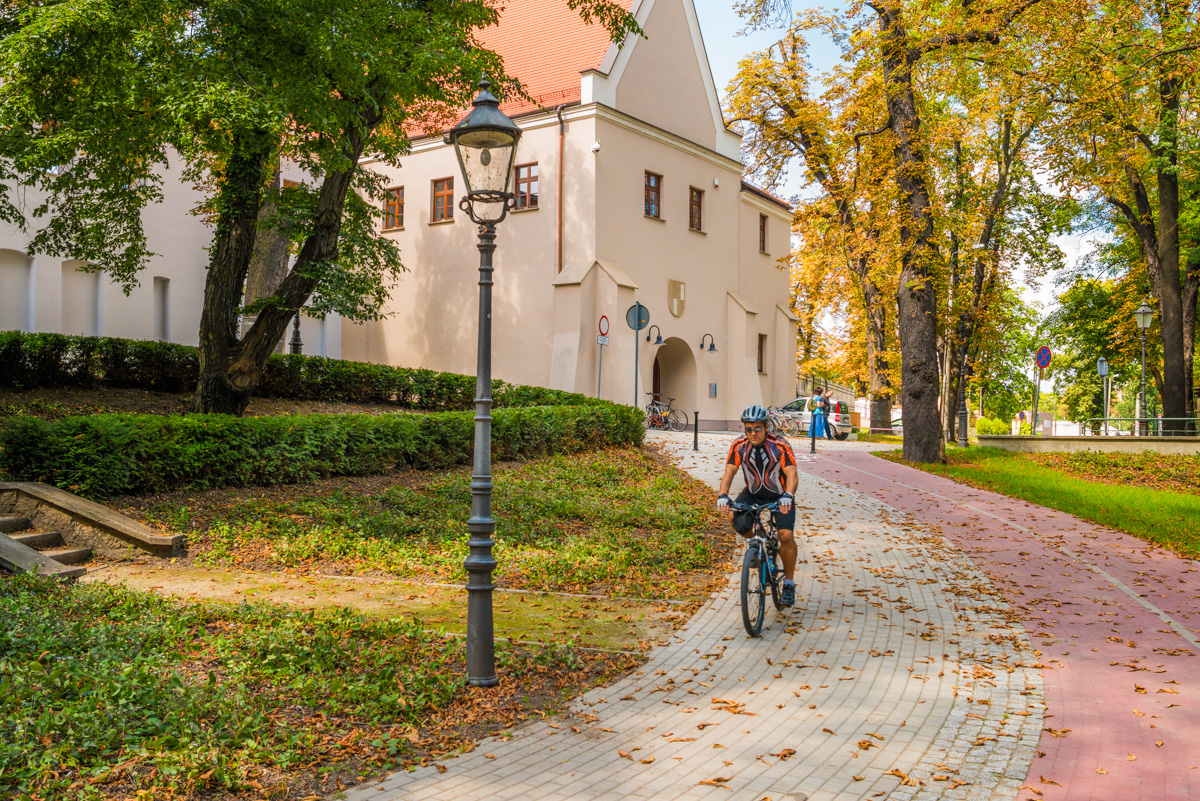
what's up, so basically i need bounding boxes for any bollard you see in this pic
[693,411,700,451]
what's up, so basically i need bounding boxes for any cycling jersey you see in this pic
[726,433,796,496]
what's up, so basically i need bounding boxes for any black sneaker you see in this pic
[781,583,796,607]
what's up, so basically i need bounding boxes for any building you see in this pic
[346,0,796,427]
[0,0,795,428]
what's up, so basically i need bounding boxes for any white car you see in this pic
[778,397,852,440]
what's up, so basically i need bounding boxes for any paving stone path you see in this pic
[798,449,1200,801]
[347,433,1046,801]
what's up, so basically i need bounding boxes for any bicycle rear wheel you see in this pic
[668,409,688,432]
[741,543,766,636]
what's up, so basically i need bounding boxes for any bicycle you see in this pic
[767,406,799,437]
[644,393,688,431]
[731,501,786,636]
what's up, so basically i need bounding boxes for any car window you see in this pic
[782,400,803,412]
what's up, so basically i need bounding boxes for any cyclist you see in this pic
[716,404,800,607]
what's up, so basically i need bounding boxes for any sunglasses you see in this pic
[744,425,765,433]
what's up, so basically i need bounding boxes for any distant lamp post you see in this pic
[700,333,717,353]
[1134,300,1154,436]
[957,317,970,448]
[448,77,522,688]
[289,312,303,355]
[646,325,664,345]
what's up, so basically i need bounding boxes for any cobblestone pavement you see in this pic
[797,449,1200,801]
[347,432,1044,801]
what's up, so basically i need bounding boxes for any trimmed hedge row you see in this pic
[0,331,592,410]
[0,405,644,499]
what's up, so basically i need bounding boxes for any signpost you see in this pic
[625,303,650,406]
[597,316,610,397]
[1033,347,1051,435]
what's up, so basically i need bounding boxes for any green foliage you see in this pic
[0,331,595,410]
[0,405,643,499]
[0,573,480,798]
[974,417,1010,436]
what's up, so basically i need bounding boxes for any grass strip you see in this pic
[882,447,1200,557]
[0,573,635,800]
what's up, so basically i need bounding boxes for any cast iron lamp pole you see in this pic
[957,317,970,448]
[1134,301,1154,437]
[449,78,522,687]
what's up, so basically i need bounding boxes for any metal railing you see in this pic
[1081,417,1198,437]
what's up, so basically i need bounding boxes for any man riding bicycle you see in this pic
[717,405,800,607]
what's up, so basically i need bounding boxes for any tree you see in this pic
[0,0,637,414]
[1039,0,1200,432]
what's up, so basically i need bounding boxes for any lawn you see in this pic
[884,447,1200,557]
[122,447,731,600]
[0,573,634,801]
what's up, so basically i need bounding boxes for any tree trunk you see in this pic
[878,3,944,463]
[242,170,294,348]
[193,128,277,415]
[1183,251,1199,431]
[864,279,894,431]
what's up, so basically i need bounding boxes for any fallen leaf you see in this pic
[1127,754,1137,761]
[822,727,837,735]
[1039,776,1061,786]
[618,750,633,760]
[1095,768,1107,774]
[852,775,865,781]
[640,756,655,764]
[1156,741,1164,748]
[698,775,733,788]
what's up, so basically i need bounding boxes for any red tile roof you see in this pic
[476,0,634,118]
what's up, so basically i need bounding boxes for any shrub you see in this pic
[975,417,1011,436]
[0,330,595,411]
[0,405,644,499]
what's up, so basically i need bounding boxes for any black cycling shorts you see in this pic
[734,488,796,531]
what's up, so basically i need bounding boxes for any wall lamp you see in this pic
[646,325,664,345]
[700,333,717,353]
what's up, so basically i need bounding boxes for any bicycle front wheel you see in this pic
[668,409,688,432]
[741,542,766,636]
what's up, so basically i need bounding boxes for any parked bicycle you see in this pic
[644,393,688,431]
[767,406,800,437]
[732,501,786,636]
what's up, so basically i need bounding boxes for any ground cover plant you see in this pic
[122,447,731,600]
[881,447,1200,557]
[0,573,636,801]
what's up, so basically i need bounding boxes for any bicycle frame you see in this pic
[732,501,784,635]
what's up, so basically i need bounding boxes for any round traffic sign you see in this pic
[1036,346,1052,369]
[625,302,649,331]
[1097,356,1108,377]
[599,315,609,336]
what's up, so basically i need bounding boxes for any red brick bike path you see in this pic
[796,450,1200,801]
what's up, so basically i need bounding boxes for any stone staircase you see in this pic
[0,513,91,579]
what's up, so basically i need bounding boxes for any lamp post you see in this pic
[646,325,664,345]
[289,313,303,355]
[1134,300,1154,437]
[956,317,970,448]
[448,78,522,687]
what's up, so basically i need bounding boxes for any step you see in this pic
[42,546,92,566]
[0,534,86,580]
[9,531,63,550]
[0,515,31,534]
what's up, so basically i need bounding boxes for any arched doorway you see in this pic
[651,336,698,417]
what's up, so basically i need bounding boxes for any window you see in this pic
[383,186,404,230]
[689,187,703,231]
[759,214,768,253]
[515,163,539,210]
[644,172,662,218]
[757,334,767,373]
[432,178,454,222]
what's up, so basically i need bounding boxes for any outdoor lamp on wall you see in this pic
[646,325,664,345]
[1133,300,1154,436]
[700,333,717,353]
[448,78,522,688]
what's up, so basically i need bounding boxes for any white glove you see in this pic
[717,494,731,510]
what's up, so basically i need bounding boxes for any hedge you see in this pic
[0,405,644,499]
[0,331,594,410]
[974,417,1011,436]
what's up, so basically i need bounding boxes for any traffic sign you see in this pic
[625,302,649,331]
[599,316,609,336]
[597,335,609,346]
[1036,346,1052,369]
[1097,356,1108,377]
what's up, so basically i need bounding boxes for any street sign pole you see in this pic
[597,316,610,398]
[625,303,650,407]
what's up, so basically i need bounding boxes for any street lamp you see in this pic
[700,333,717,353]
[448,78,522,687]
[646,325,664,345]
[956,317,970,448]
[289,312,303,355]
[1134,300,1154,436]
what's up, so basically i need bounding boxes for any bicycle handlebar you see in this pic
[730,501,780,512]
